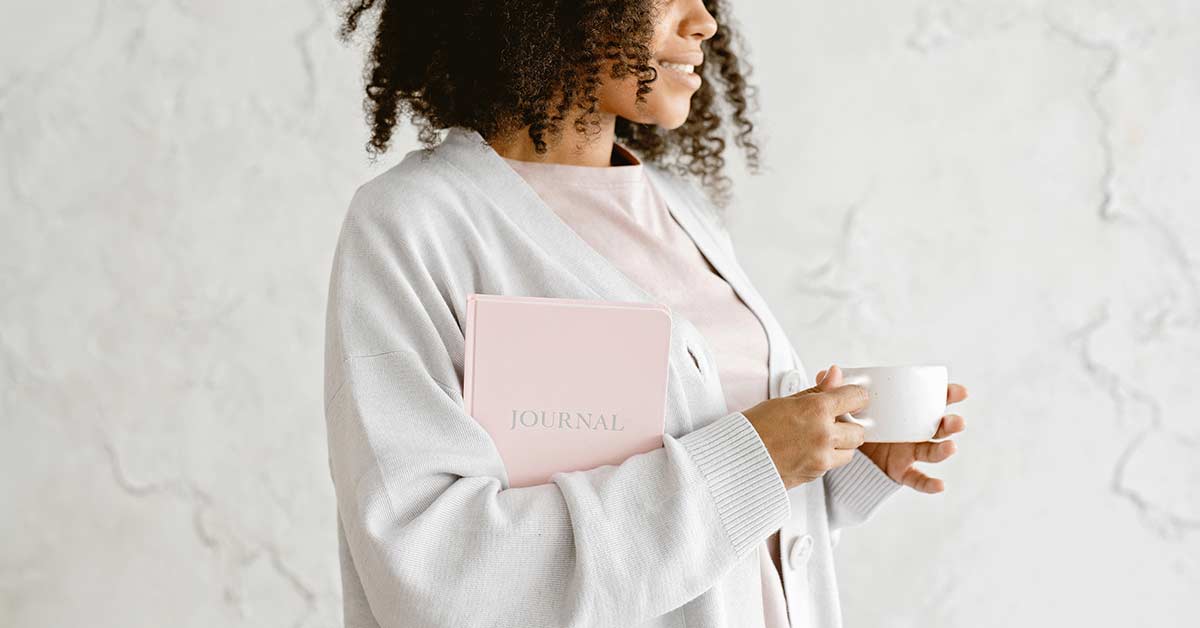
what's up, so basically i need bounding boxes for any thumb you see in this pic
[816,364,843,392]
[792,364,841,397]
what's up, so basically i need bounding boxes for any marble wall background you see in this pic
[2,1,1195,626]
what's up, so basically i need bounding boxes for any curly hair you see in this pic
[336,0,762,208]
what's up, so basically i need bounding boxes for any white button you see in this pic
[786,533,814,570]
[778,369,805,397]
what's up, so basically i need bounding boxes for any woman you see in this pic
[326,1,969,627]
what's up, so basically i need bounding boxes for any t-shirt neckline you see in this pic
[500,141,645,186]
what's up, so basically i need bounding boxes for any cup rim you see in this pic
[839,363,947,371]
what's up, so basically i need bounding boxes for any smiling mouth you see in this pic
[657,60,696,74]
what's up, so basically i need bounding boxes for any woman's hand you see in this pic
[815,364,968,493]
[742,376,870,490]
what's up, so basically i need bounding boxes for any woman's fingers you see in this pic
[822,383,870,417]
[932,414,966,439]
[947,383,968,404]
[831,422,866,449]
[915,439,957,463]
[900,466,946,493]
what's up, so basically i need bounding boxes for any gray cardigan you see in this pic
[323,126,901,628]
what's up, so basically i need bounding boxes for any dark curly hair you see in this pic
[336,0,762,208]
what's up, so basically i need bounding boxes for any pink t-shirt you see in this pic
[501,142,791,628]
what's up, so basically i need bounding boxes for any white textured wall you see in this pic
[2,1,1196,627]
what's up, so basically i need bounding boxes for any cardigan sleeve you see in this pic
[323,186,791,628]
[823,448,902,532]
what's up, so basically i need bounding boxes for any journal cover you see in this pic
[463,293,673,488]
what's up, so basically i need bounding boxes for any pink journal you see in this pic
[463,293,673,488]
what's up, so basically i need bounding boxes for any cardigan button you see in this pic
[778,369,805,398]
[786,533,814,570]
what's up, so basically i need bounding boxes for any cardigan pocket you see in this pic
[676,317,710,375]
[674,317,732,419]
[686,345,704,374]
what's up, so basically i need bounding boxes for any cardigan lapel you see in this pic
[641,166,788,401]
[432,126,658,304]
[430,125,791,417]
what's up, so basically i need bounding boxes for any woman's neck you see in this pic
[488,117,636,167]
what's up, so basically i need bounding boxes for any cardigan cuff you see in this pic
[825,448,902,525]
[678,411,791,558]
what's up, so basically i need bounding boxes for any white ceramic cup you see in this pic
[835,365,949,442]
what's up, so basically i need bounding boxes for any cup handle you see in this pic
[836,373,872,428]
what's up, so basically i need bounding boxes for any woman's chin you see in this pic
[641,104,692,130]
[657,108,692,130]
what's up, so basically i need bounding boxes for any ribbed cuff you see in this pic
[825,448,901,526]
[678,411,791,558]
